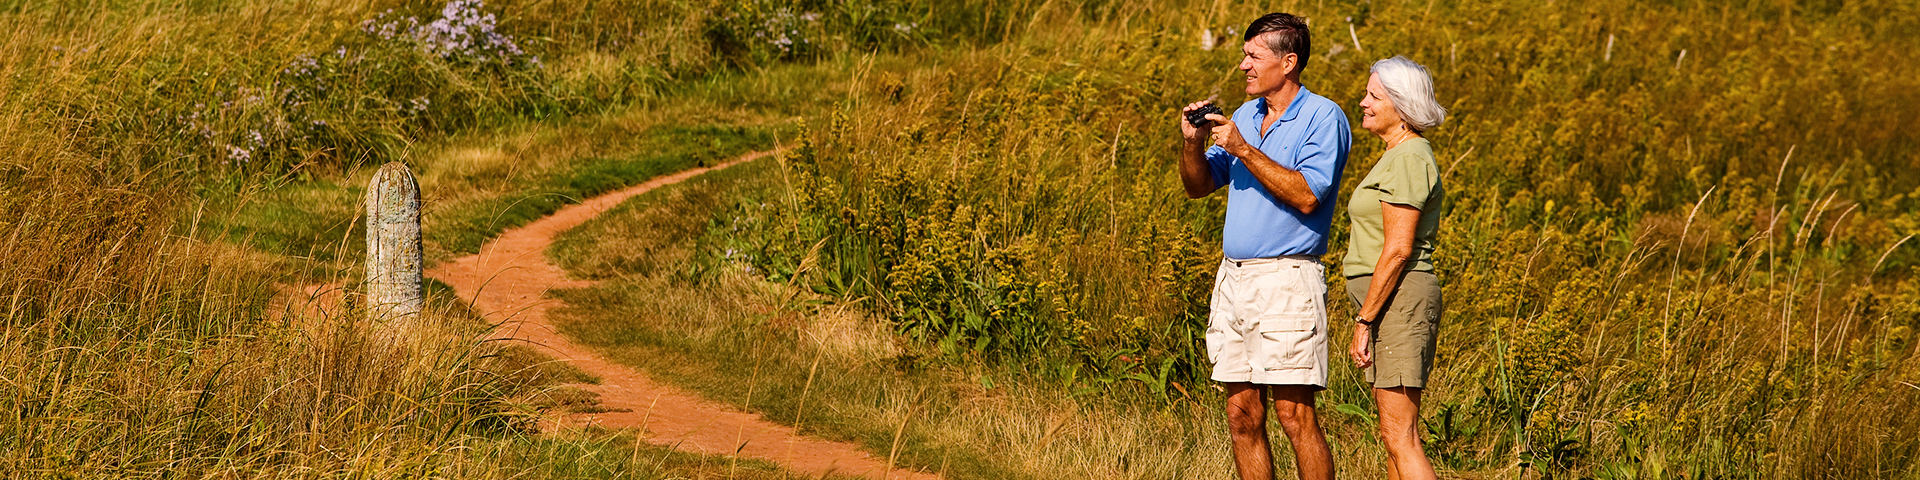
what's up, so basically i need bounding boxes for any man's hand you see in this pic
[1177,100,1221,199]
[1179,101,1213,146]
[1350,323,1374,368]
[1207,114,1252,157]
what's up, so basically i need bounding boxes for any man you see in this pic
[1177,12,1351,480]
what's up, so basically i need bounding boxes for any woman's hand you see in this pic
[1206,114,1251,156]
[1350,322,1374,368]
[1179,101,1212,145]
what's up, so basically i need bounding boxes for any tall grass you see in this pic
[0,0,884,475]
[549,164,1238,479]
[0,167,523,475]
[9,0,1920,476]
[678,0,1920,476]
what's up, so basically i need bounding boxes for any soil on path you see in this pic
[427,151,940,480]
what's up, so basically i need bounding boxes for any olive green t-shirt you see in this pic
[1342,137,1444,278]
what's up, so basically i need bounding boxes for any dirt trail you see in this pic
[427,151,940,480]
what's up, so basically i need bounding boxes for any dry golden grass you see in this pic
[552,0,1920,477]
[7,0,1919,477]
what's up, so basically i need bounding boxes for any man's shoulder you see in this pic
[1229,99,1262,119]
[1296,89,1349,124]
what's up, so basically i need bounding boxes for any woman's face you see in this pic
[1359,73,1405,136]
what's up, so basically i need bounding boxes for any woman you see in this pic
[1345,55,1446,480]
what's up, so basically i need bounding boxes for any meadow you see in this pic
[3,0,1917,478]
[558,0,1920,477]
[0,0,800,476]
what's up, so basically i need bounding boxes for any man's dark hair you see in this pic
[1244,13,1311,74]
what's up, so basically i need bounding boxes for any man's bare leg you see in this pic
[1225,382,1275,480]
[1271,385,1336,480]
[1376,386,1435,480]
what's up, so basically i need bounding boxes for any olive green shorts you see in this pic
[1345,271,1442,389]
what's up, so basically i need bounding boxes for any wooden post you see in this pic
[365,162,424,331]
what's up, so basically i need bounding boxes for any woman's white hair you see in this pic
[1370,56,1446,132]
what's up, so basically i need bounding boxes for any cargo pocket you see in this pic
[1256,314,1318,371]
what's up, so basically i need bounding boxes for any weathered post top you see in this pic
[365,161,423,324]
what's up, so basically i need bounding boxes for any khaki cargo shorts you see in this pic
[1345,271,1442,389]
[1205,256,1329,387]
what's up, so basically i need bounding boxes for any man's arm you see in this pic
[1179,141,1223,199]
[1227,143,1321,213]
[1204,113,1329,213]
[1179,101,1224,198]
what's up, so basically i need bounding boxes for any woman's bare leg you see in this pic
[1375,386,1436,480]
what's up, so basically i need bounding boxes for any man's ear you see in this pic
[1281,53,1300,75]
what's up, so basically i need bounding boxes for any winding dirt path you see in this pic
[427,151,940,480]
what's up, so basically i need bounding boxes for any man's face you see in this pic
[1238,35,1296,97]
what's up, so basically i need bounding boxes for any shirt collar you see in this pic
[1255,86,1312,123]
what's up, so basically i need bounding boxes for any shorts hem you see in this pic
[1369,382,1428,389]
[1211,372,1253,383]
[1366,373,1427,389]
[1251,370,1326,387]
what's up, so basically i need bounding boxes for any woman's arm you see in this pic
[1350,201,1422,368]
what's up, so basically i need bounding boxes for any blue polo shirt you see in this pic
[1203,87,1352,259]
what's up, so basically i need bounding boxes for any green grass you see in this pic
[550,161,1233,479]
[197,112,781,274]
[0,0,902,475]
[10,0,1920,477]
[546,1,1920,478]
[427,124,777,254]
[0,121,815,478]
[457,430,869,480]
